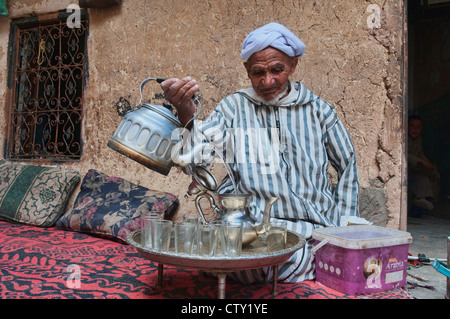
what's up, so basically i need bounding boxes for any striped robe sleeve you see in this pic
[320,100,360,224]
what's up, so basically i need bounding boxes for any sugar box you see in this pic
[312,225,412,295]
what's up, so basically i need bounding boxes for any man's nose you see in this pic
[262,73,275,86]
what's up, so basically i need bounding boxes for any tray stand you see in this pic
[155,263,280,299]
[127,230,305,299]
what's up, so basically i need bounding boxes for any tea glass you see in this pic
[141,213,161,248]
[174,222,197,254]
[211,221,227,256]
[198,224,218,257]
[224,222,243,256]
[142,217,172,252]
[182,215,201,254]
[266,220,288,252]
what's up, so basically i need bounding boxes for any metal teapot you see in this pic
[196,192,278,246]
[108,78,208,176]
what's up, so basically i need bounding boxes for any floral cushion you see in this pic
[0,161,80,227]
[56,169,179,242]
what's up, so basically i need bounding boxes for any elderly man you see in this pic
[162,22,359,284]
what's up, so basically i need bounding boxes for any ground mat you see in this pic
[0,221,413,299]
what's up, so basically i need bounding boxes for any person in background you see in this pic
[161,22,359,284]
[408,115,439,212]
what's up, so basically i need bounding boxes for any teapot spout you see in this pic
[256,197,278,235]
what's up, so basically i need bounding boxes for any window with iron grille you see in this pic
[6,12,88,161]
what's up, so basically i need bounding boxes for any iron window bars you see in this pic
[6,12,88,161]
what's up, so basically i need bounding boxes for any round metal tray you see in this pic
[127,230,306,272]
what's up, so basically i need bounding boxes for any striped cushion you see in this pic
[0,161,80,227]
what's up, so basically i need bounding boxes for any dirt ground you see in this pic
[407,210,449,299]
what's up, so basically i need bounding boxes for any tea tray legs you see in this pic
[216,265,279,299]
[272,265,279,297]
[156,264,280,299]
[217,273,227,299]
[157,264,164,288]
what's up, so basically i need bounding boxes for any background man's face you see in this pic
[408,118,423,139]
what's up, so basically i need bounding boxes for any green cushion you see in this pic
[0,161,80,227]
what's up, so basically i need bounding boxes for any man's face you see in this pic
[244,47,298,101]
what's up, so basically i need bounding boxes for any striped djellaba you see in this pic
[181,81,359,284]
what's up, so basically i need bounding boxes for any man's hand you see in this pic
[161,77,199,127]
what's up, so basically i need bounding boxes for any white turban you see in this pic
[240,22,306,61]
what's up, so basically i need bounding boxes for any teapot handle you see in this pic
[195,193,219,224]
[134,78,202,118]
[135,77,166,110]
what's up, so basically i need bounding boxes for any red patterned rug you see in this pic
[0,221,413,299]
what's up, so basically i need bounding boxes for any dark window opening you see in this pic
[407,1,450,219]
[6,12,88,162]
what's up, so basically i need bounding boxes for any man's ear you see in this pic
[244,61,250,74]
[289,58,299,75]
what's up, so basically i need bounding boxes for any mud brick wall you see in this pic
[0,0,406,228]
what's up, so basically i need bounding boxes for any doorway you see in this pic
[407,0,450,221]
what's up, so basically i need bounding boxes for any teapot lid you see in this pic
[143,103,182,127]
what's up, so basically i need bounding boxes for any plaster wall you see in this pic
[0,0,406,228]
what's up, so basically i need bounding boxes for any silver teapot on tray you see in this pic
[189,166,278,246]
